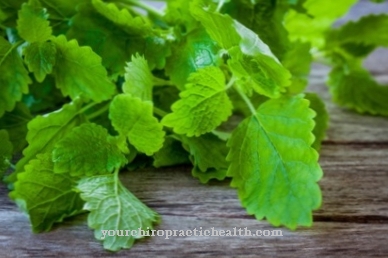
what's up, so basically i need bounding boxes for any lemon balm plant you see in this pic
[1,0,387,251]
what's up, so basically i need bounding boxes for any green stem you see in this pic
[234,84,256,115]
[114,168,120,194]
[225,77,236,90]
[0,40,24,67]
[216,0,226,12]
[86,103,111,121]
[153,76,174,86]
[120,0,164,18]
[79,102,99,115]
[153,107,168,117]
[8,163,16,171]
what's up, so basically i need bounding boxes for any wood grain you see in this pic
[1,0,388,257]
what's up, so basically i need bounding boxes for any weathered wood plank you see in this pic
[2,213,388,258]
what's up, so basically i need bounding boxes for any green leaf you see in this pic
[326,14,388,49]
[165,28,220,89]
[165,0,198,33]
[17,0,52,42]
[0,129,13,176]
[282,42,312,94]
[226,95,322,229]
[162,67,233,137]
[180,133,229,173]
[10,153,84,232]
[153,136,190,168]
[192,166,227,184]
[12,99,86,178]
[123,54,153,101]
[285,0,357,47]
[109,94,165,156]
[77,174,159,251]
[67,2,170,76]
[0,37,31,117]
[91,0,152,36]
[228,47,291,98]
[328,65,388,116]
[52,35,116,102]
[191,4,291,98]
[67,2,131,77]
[23,41,56,82]
[224,0,290,59]
[190,2,241,50]
[38,0,89,20]
[52,123,128,177]
[0,103,32,153]
[305,93,329,151]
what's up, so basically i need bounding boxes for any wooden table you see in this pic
[1,1,388,257]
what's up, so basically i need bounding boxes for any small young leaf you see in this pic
[153,136,190,168]
[123,54,153,101]
[17,0,52,42]
[328,66,388,116]
[165,28,220,89]
[162,67,233,137]
[53,123,128,177]
[23,41,56,82]
[227,95,322,229]
[180,133,229,173]
[109,94,165,156]
[10,153,84,232]
[77,174,159,251]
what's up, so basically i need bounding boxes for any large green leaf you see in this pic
[285,0,357,47]
[227,95,322,229]
[10,153,84,232]
[0,37,31,117]
[326,14,388,49]
[52,35,116,102]
[53,123,128,177]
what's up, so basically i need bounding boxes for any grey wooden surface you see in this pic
[1,1,388,257]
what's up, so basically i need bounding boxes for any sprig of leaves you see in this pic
[0,0,386,252]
